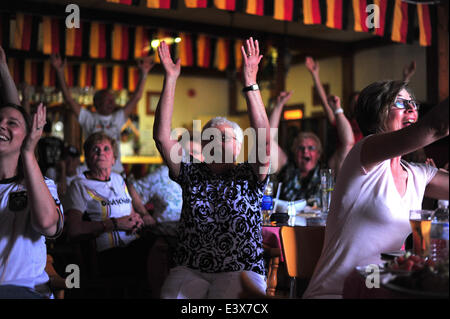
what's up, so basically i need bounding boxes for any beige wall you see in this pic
[354,42,427,102]
[136,74,229,155]
[286,56,343,117]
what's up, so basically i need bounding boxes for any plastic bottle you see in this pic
[430,201,449,263]
[261,182,273,225]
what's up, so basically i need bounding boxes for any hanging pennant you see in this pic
[214,37,230,71]
[178,33,194,67]
[95,64,108,89]
[128,66,139,92]
[112,24,129,60]
[185,0,211,8]
[64,63,74,87]
[417,3,432,47]
[245,0,265,16]
[146,0,177,9]
[214,0,236,11]
[24,60,38,86]
[325,0,343,29]
[234,39,243,71]
[43,60,56,87]
[42,17,61,54]
[196,34,212,68]
[112,65,124,91]
[134,26,150,58]
[79,63,93,88]
[371,0,388,36]
[90,22,107,59]
[12,13,32,50]
[106,0,137,5]
[352,0,369,32]
[273,0,294,21]
[303,0,322,25]
[391,0,408,43]
[66,22,83,57]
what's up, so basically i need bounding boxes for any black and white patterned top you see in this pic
[172,161,267,275]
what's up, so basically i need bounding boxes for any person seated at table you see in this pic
[63,132,156,292]
[154,37,270,299]
[303,80,449,299]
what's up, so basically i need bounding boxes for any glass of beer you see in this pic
[409,210,433,257]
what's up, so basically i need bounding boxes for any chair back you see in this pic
[280,226,325,279]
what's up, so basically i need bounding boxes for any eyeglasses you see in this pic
[297,145,317,152]
[209,135,237,143]
[393,98,420,111]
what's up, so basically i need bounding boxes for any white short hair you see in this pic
[202,117,243,144]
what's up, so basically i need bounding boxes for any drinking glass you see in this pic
[320,169,334,215]
[409,210,433,257]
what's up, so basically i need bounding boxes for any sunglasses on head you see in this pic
[393,98,419,111]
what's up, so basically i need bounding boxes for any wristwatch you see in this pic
[242,84,259,92]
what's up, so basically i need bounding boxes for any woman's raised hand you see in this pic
[241,37,263,86]
[21,103,46,155]
[137,55,155,75]
[158,41,181,78]
[50,53,65,72]
[275,91,293,109]
[327,95,342,112]
[305,56,319,76]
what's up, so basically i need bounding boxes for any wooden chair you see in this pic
[280,226,325,298]
[263,243,281,297]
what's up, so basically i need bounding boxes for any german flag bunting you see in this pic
[245,0,265,16]
[112,24,129,60]
[214,37,230,71]
[42,17,60,54]
[112,65,124,90]
[273,0,294,21]
[24,60,38,86]
[128,66,139,92]
[371,0,387,36]
[66,22,83,57]
[146,0,177,9]
[90,22,107,59]
[106,0,139,5]
[153,30,172,64]
[12,13,32,50]
[64,63,74,87]
[214,0,235,11]
[352,0,368,32]
[303,0,322,25]
[234,39,243,71]
[79,63,93,88]
[185,0,211,8]
[43,60,56,87]
[196,34,212,68]
[325,0,344,29]
[95,64,108,90]
[178,33,194,67]
[134,26,150,58]
[417,3,432,47]
[391,0,408,43]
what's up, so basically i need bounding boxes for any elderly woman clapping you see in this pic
[304,81,448,299]
[64,132,155,288]
[154,37,271,299]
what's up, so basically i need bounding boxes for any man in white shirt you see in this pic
[50,54,153,173]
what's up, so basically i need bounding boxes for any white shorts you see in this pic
[160,266,267,299]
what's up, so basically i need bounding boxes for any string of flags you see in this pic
[1,0,436,91]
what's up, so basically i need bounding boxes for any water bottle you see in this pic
[430,202,449,263]
[261,182,273,225]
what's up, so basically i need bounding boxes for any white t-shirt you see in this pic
[78,108,126,173]
[0,178,63,293]
[303,137,438,299]
[64,172,136,252]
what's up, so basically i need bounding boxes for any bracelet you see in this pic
[334,108,344,115]
[110,217,118,230]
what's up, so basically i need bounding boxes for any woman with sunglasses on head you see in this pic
[0,47,63,298]
[303,81,449,299]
